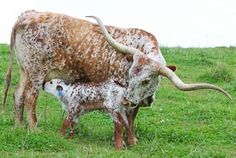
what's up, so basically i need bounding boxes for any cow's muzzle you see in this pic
[139,96,154,107]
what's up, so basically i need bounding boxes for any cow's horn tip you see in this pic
[85,16,95,18]
[228,95,233,101]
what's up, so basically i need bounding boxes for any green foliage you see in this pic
[0,44,9,54]
[199,62,235,83]
[0,46,236,157]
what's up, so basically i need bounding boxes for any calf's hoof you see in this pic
[60,129,66,136]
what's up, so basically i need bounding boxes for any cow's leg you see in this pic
[14,71,27,127]
[24,83,39,128]
[14,83,39,129]
[14,69,42,129]
[114,112,125,150]
[14,86,25,127]
[125,106,139,147]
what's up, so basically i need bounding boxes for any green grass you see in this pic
[1,45,236,157]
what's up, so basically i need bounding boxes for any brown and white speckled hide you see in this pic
[44,78,128,149]
[4,10,165,129]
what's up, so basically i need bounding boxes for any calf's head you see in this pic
[87,16,232,102]
[43,79,68,98]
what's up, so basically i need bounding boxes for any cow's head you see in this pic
[87,16,232,102]
[125,54,161,103]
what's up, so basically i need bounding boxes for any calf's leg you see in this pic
[69,121,77,138]
[61,118,71,136]
[61,107,81,137]
[61,118,77,138]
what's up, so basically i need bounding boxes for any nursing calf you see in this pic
[43,78,133,149]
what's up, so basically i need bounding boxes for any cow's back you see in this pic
[12,10,162,85]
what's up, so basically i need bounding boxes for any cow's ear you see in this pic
[167,65,177,72]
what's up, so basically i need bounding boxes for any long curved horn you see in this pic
[86,16,142,55]
[87,16,232,100]
[158,65,232,100]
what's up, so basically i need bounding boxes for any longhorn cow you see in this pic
[2,11,231,149]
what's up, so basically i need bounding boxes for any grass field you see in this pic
[0,44,236,157]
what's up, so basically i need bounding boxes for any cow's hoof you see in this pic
[127,137,138,147]
[114,140,126,150]
[14,119,24,129]
[69,132,74,139]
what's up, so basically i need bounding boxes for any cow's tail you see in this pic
[2,27,16,113]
